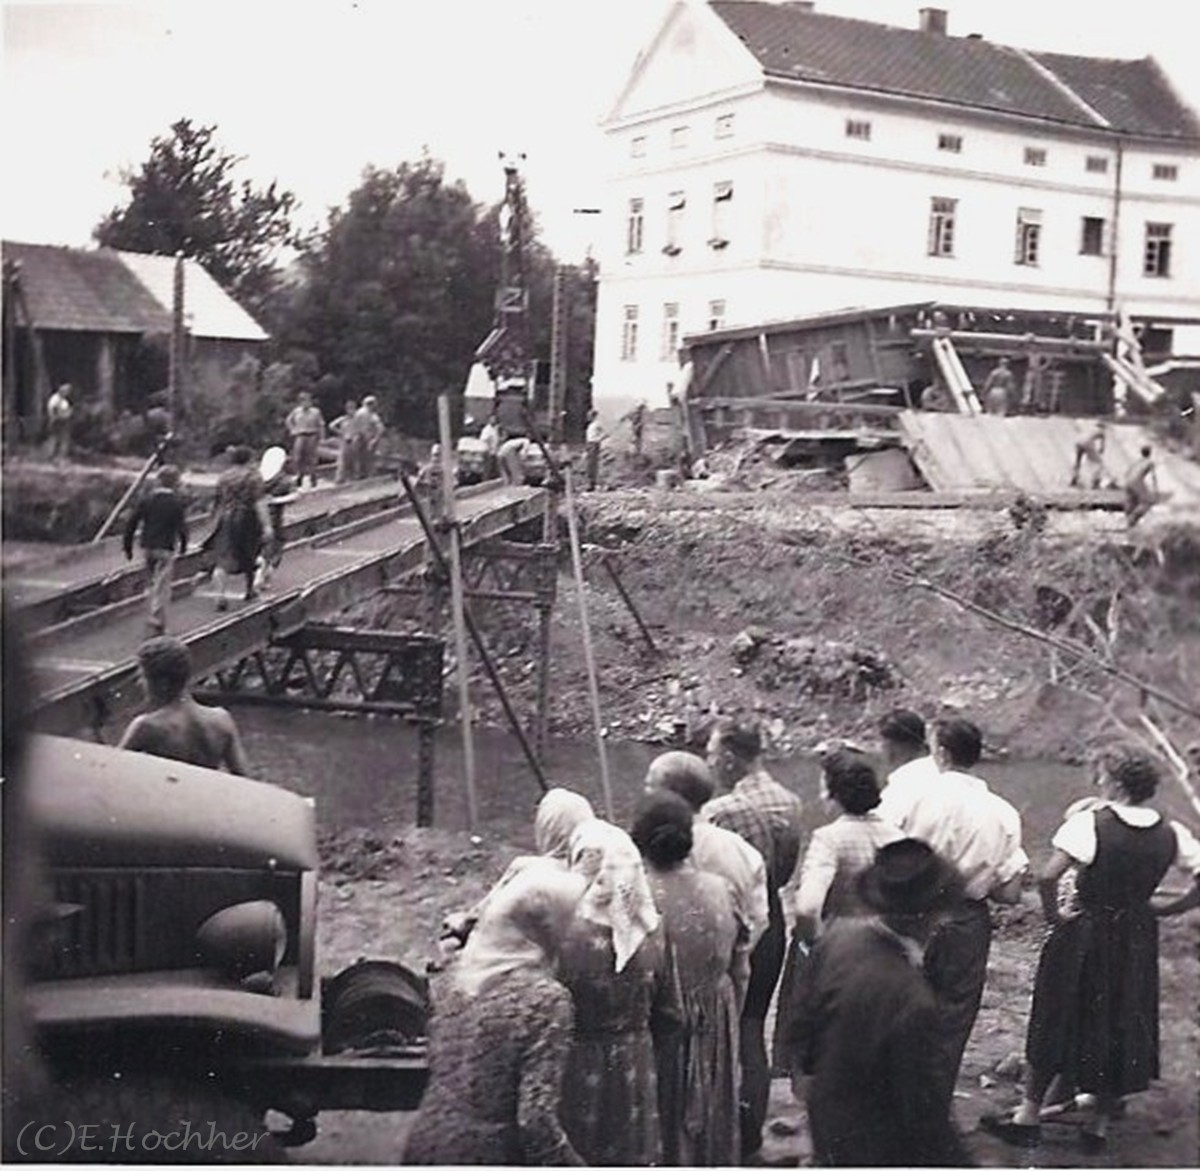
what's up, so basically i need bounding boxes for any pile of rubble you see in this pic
[730,626,898,700]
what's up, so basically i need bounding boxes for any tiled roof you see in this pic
[117,252,268,342]
[3,241,172,334]
[1031,51,1200,141]
[2,241,268,340]
[709,2,1200,141]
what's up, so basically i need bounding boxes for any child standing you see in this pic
[123,463,188,635]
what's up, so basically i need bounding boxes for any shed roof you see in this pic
[117,251,268,342]
[3,241,172,334]
[2,241,269,340]
[709,2,1200,141]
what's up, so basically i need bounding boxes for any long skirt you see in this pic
[1026,908,1161,1098]
[206,505,262,575]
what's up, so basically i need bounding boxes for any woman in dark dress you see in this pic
[205,446,268,610]
[632,790,742,1167]
[982,745,1200,1151]
[403,864,587,1165]
[558,819,682,1166]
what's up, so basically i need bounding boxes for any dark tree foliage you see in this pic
[94,119,298,320]
[277,156,594,438]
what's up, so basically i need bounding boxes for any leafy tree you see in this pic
[278,157,504,436]
[277,155,596,439]
[94,118,298,319]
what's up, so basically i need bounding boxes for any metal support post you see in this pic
[416,719,436,828]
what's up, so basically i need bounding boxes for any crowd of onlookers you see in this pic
[404,712,1200,1167]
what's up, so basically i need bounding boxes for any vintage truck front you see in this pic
[23,734,428,1140]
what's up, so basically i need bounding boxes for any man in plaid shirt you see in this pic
[703,719,805,1162]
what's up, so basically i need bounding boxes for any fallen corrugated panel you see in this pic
[898,411,1200,505]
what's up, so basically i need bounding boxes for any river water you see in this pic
[230,705,1168,864]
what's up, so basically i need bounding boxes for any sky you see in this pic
[3,0,1199,264]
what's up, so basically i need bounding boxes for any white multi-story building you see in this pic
[592,0,1200,419]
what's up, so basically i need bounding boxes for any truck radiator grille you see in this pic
[50,872,147,977]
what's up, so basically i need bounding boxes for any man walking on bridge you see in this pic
[119,636,248,774]
[123,464,188,635]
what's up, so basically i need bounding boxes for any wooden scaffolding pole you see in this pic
[564,464,614,820]
[439,396,479,830]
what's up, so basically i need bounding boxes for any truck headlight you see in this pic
[196,901,287,985]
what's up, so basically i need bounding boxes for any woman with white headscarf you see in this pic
[442,789,595,947]
[403,864,588,1165]
[558,819,683,1166]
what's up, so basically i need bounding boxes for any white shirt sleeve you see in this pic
[793,830,837,923]
[1171,820,1200,876]
[1052,810,1098,866]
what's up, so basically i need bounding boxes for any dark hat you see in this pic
[857,839,963,917]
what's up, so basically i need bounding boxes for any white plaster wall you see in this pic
[592,5,1200,408]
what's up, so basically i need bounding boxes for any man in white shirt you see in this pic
[876,708,941,823]
[881,715,1028,1114]
[644,750,769,1010]
[584,409,606,490]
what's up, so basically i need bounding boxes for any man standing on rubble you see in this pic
[982,357,1016,416]
[879,716,1028,1115]
[703,719,804,1163]
[1124,444,1162,528]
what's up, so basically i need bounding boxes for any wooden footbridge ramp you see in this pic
[14,481,548,738]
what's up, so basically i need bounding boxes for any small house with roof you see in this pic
[592,0,1200,416]
[2,242,268,439]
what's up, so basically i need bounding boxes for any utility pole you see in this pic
[168,252,186,426]
[548,265,570,446]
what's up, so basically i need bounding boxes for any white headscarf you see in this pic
[569,820,660,974]
[454,861,586,998]
[536,788,596,861]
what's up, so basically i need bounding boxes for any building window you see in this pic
[708,299,726,331]
[710,181,733,247]
[715,113,735,139]
[626,198,644,255]
[938,133,962,153]
[928,197,957,257]
[1152,163,1179,181]
[845,119,872,140]
[1144,223,1173,277]
[631,135,647,158]
[1024,146,1047,167]
[1080,216,1106,256]
[665,191,685,254]
[661,303,680,360]
[1015,208,1043,266]
[1086,155,1109,174]
[670,125,689,150]
[621,305,639,361]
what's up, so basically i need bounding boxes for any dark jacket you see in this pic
[786,918,971,1167]
[123,488,188,557]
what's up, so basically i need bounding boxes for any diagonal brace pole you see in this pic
[398,469,549,794]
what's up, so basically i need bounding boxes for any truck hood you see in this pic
[25,735,318,871]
